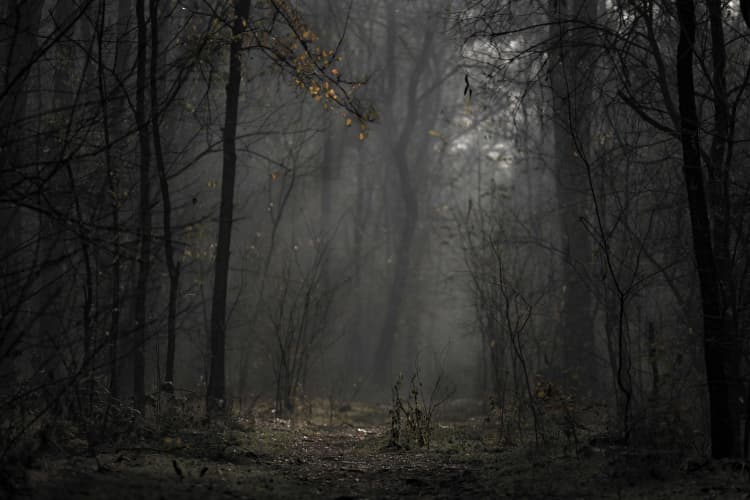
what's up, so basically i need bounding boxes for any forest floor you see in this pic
[4,399,750,499]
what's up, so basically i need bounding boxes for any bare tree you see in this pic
[207,0,252,416]
[674,0,732,459]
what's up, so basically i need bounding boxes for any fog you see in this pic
[173,1,477,405]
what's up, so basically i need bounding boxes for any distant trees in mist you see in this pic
[457,0,750,458]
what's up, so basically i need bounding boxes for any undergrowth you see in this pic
[388,367,452,450]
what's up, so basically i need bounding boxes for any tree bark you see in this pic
[675,0,733,458]
[133,0,152,414]
[149,0,180,387]
[207,0,252,416]
[548,0,598,393]
[706,0,742,456]
[104,0,134,400]
[0,0,44,386]
[372,17,433,386]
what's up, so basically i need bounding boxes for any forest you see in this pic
[2,0,750,498]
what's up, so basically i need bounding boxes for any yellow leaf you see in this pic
[345,117,352,127]
[359,132,365,141]
[331,68,339,76]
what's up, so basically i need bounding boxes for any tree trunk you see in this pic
[133,0,152,414]
[0,0,44,385]
[104,0,134,400]
[0,0,43,138]
[706,0,742,456]
[149,0,180,387]
[347,143,370,381]
[372,9,433,386]
[207,0,252,416]
[675,0,733,459]
[548,0,597,393]
[37,0,74,391]
[318,118,336,336]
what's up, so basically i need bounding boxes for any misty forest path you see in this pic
[17,417,750,499]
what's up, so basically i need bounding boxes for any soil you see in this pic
[4,402,750,499]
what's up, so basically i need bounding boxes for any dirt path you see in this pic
[9,420,750,499]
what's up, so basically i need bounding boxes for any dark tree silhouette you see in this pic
[207,0,252,416]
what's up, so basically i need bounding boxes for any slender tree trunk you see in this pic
[675,0,733,458]
[149,0,180,386]
[347,144,369,380]
[0,0,44,387]
[372,17,433,386]
[0,0,43,142]
[97,4,120,399]
[373,209,416,384]
[319,121,336,281]
[37,0,74,388]
[103,0,134,400]
[548,0,597,393]
[706,0,742,455]
[0,0,44,252]
[133,0,152,414]
[207,0,252,416]
[740,0,750,460]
